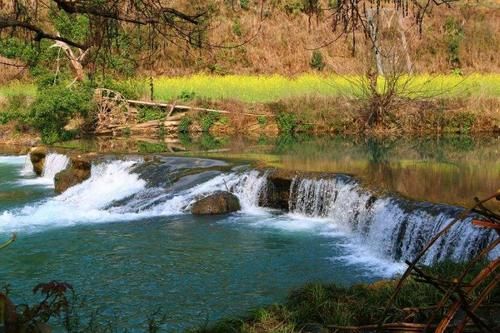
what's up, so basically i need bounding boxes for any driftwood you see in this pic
[93,88,273,136]
[0,234,16,250]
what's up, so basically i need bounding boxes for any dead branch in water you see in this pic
[378,191,500,333]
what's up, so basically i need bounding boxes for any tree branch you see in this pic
[0,17,88,49]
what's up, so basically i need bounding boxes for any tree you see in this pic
[308,0,457,127]
[0,0,216,80]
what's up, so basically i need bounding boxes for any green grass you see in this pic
[194,260,498,333]
[147,74,500,103]
[1,74,499,103]
[0,81,36,98]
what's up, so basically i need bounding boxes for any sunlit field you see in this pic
[1,74,499,103]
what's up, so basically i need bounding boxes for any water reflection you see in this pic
[2,134,499,209]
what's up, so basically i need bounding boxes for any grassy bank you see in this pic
[192,261,498,333]
[1,74,499,145]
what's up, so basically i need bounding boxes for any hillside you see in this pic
[1,0,500,80]
[136,1,500,76]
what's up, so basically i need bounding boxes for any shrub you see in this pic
[179,116,192,133]
[178,90,196,101]
[444,17,464,70]
[240,0,250,10]
[284,0,305,15]
[29,84,93,143]
[310,50,325,71]
[137,106,165,122]
[200,112,220,132]
[0,95,31,125]
[277,112,297,133]
[232,19,243,37]
[257,115,267,126]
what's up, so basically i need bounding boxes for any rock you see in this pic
[259,169,296,210]
[29,146,48,176]
[191,191,241,215]
[54,156,91,194]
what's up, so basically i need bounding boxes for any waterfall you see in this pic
[289,176,497,264]
[21,154,35,176]
[2,155,495,267]
[41,153,70,180]
[0,161,268,233]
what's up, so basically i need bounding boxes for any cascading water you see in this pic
[2,153,496,267]
[15,152,70,187]
[288,175,498,265]
[41,153,70,179]
[0,158,269,232]
[20,155,34,176]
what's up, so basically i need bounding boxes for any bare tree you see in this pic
[307,0,457,127]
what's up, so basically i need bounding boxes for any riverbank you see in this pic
[0,74,499,145]
[191,260,499,333]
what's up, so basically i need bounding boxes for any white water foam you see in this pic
[0,160,146,232]
[288,176,498,266]
[0,162,269,233]
[20,155,35,176]
[16,153,70,187]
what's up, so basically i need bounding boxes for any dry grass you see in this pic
[141,1,500,76]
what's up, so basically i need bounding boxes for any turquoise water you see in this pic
[0,156,387,331]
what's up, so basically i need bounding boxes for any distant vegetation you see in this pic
[3,74,499,103]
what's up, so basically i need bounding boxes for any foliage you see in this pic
[200,112,220,132]
[137,107,165,122]
[444,17,464,71]
[179,116,192,133]
[240,0,250,10]
[257,116,267,126]
[29,83,94,143]
[0,95,31,125]
[309,50,325,71]
[178,90,197,102]
[200,134,227,150]
[283,0,305,15]
[49,8,89,45]
[232,19,243,37]
[276,112,297,133]
[14,281,74,331]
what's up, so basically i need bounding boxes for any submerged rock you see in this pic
[29,146,48,176]
[191,191,241,215]
[54,156,92,194]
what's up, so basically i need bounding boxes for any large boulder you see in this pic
[29,146,48,176]
[191,191,241,215]
[54,156,92,194]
